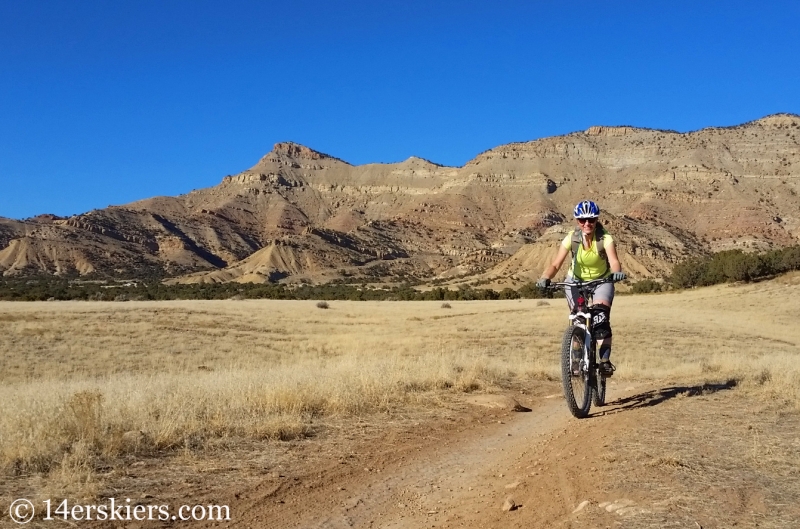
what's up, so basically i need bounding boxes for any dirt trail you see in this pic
[214,382,648,529]
[288,397,564,529]
[187,380,800,529]
[44,377,796,529]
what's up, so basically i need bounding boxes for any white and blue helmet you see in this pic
[573,200,600,219]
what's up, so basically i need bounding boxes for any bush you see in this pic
[669,258,707,289]
[631,279,662,294]
[669,245,800,288]
[441,302,452,309]
[498,287,520,300]
[518,282,551,299]
[316,301,329,309]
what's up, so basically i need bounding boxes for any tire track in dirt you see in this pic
[224,385,645,529]
[181,381,669,529]
[196,380,800,529]
[335,397,568,529]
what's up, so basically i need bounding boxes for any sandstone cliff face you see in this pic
[1,114,799,284]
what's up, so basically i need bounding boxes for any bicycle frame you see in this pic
[557,278,610,371]
[549,277,616,417]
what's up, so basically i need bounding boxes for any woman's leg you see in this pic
[592,283,615,372]
[595,307,612,360]
[564,277,578,313]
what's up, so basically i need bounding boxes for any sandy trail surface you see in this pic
[185,379,800,529]
[205,382,643,529]
[13,378,799,529]
[264,395,566,529]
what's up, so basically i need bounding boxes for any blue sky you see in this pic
[1,1,799,219]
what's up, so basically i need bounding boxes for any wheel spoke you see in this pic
[570,335,588,404]
[561,325,593,418]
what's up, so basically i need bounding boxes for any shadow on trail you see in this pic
[595,379,738,417]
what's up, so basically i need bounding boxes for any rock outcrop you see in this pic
[2,115,799,285]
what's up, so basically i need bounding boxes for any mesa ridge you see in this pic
[1,114,799,286]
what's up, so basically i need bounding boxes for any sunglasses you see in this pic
[577,218,597,224]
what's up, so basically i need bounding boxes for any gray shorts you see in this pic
[564,276,615,311]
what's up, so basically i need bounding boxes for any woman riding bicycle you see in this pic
[536,200,626,376]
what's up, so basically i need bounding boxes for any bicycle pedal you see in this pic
[599,361,616,376]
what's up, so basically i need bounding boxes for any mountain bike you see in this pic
[547,277,618,418]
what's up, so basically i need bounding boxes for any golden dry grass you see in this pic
[1,274,799,497]
[601,386,800,528]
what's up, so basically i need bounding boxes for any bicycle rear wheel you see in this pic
[593,372,606,407]
[561,325,592,418]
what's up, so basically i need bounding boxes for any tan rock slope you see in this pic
[1,114,799,285]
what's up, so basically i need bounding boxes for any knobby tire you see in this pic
[593,373,606,407]
[561,325,592,418]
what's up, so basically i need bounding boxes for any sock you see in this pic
[599,344,611,362]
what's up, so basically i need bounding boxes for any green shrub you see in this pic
[669,245,800,288]
[631,279,662,294]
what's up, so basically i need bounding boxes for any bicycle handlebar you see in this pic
[546,277,618,290]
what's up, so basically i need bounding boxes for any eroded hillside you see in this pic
[1,114,799,285]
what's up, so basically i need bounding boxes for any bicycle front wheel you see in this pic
[561,325,592,418]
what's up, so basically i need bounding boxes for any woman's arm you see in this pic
[541,245,569,279]
[605,240,622,273]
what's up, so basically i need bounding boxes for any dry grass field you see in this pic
[1,273,799,517]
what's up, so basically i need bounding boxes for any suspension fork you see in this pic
[583,317,593,373]
[572,308,593,375]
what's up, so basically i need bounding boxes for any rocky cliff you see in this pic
[2,114,799,286]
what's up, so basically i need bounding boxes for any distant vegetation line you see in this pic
[666,245,800,289]
[1,245,799,301]
[0,277,554,302]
